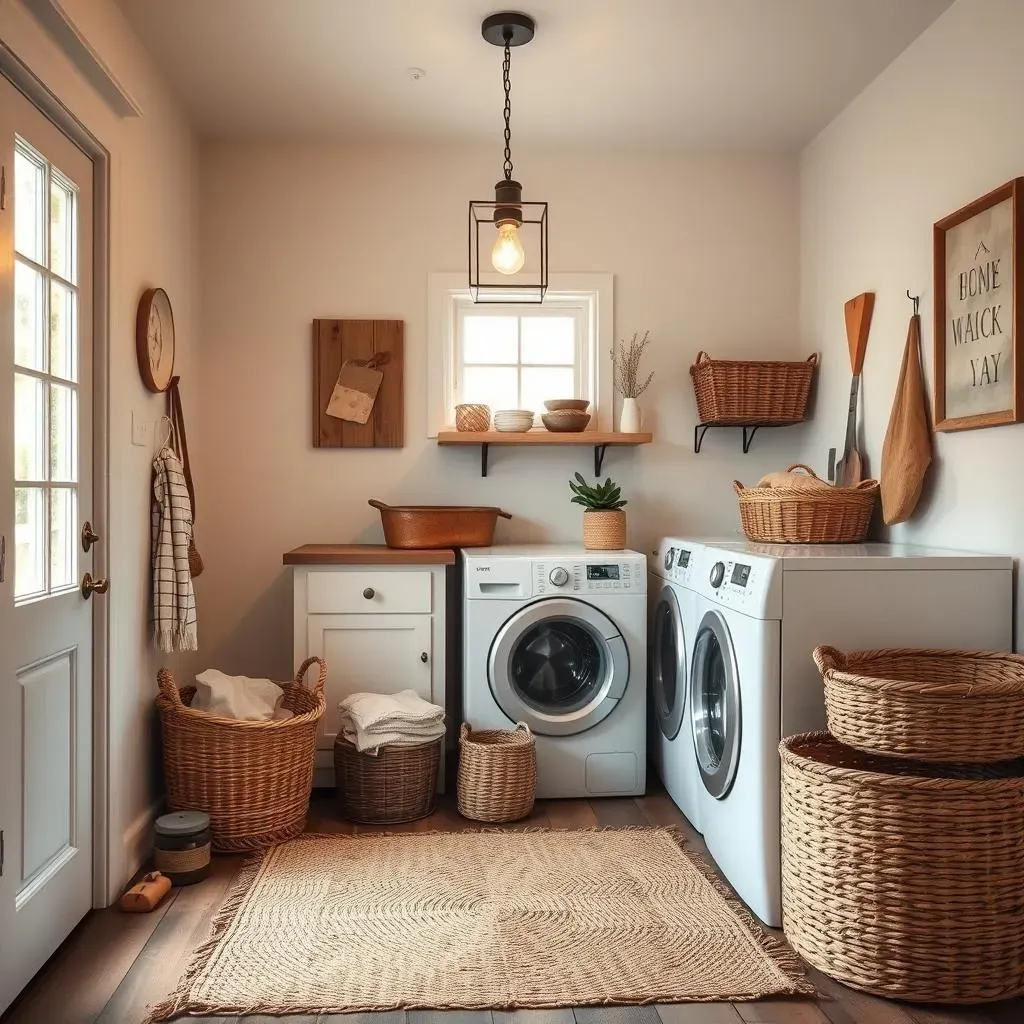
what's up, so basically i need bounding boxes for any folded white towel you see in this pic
[193,669,284,722]
[338,689,445,753]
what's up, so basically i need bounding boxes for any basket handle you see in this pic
[733,480,746,494]
[812,645,845,675]
[784,464,820,478]
[515,721,532,738]
[806,353,819,365]
[694,350,710,365]
[156,668,185,707]
[294,656,327,696]
[497,509,513,520]
[853,478,880,491]
[459,721,471,743]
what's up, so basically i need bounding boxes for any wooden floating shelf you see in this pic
[436,430,653,477]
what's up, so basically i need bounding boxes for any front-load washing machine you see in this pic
[463,546,647,799]
[685,538,1013,927]
[648,538,703,831]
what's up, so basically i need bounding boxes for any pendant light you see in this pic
[468,12,548,303]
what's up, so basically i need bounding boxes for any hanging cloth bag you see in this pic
[880,314,932,525]
[167,377,204,577]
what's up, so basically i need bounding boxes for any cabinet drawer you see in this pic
[307,571,431,614]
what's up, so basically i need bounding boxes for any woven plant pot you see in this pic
[814,646,1024,763]
[455,403,491,432]
[334,735,442,824]
[780,732,1024,1004]
[457,722,537,822]
[582,509,626,550]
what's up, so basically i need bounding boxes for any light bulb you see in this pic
[491,223,526,275]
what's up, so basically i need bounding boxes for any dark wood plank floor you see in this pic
[3,788,1021,1024]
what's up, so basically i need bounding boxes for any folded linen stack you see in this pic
[338,689,445,754]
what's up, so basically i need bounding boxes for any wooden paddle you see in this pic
[833,292,874,487]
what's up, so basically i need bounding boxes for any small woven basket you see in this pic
[780,732,1024,1003]
[582,510,627,550]
[455,403,491,432]
[690,351,817,425]
[156,658,326,852]
[734,470,878,543]
[334,735,442,823]
[457,721,537,822]
[814,646,1024,763]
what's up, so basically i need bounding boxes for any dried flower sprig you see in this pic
[611,331,654,398]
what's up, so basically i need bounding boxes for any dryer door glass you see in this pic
[653,585,685,739]
[509,618,603,713]
[691,610,741,800]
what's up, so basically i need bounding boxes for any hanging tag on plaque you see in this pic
[326,352,390,424]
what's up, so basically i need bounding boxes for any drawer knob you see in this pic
[362,587,375,600]
[420,651,428,663]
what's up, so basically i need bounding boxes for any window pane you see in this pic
[14,373,45,481]
[522,367,576,416]
[15,260,46,371]
[50,173,77,283]
[50,383,78,483]
[14,146,45,264]
[462,316,518,364]
[50,488,77,590]
[50,279,78,381]
[521,317,576,365]
[14,487,46,599]
[462,366,519,411]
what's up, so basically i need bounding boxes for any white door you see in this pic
[308,614,432,750]
[0,76,96,1015]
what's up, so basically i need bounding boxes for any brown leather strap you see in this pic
[166,377,196,519]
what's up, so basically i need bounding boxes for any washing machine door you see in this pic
[489,598,629,737]
[690,608,741,800]
[652,584,686,740]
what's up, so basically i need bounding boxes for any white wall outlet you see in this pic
[131,410,151,448]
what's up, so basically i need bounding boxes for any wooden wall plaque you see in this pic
[312,319,404,448]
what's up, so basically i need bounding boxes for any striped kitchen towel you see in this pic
[152,445,198,653]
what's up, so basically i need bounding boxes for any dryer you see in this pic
[463,546,647,799]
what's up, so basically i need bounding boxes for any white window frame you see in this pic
[427,272,614,437]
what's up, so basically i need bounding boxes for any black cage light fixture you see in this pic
[469,11,548,304]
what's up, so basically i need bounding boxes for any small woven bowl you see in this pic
[544,399,590,412]
[455,404,491,432]
[493,409,534,432]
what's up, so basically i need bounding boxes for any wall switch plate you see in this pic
[131,410,151,448]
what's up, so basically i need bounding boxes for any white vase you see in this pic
[619,397,642,433]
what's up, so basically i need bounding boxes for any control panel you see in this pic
[533,558,644,596]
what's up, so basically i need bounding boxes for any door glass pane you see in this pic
[656,601,678,712]
[14,145,45,264]
[14,487,46,599]
[14,373,45,480]
[50,487,77,589]
[50,279,78,381]
[698,631,727,768]
[521,366,575,414]
[462,365,518,411]
[50,384,78,482]
[521,316,575,364]
[510,618,605,713]
[462,315,517,364]
[49,173,77,284]
[15,260,46,370]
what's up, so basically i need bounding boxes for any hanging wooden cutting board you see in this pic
[833,292,874,486]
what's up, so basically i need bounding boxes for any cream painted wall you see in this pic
[199,142,800,677]
[1,0,201,895]
[799,0,1023,642]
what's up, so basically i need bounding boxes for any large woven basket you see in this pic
[814,646,1024,763]
[690,351,817,425]
[334,734,442,823]
[780,732,1024,1003]
[457,721,537,822]
[734,469,878,543]
[156,658,326,852]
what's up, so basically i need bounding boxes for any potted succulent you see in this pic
[569,472,628,550]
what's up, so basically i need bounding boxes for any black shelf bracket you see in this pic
[693,423,770,454]
[742,426,761,454]
[594,444,609,476]
[481,443,490,477]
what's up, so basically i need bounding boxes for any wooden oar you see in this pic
[834,292,874,487]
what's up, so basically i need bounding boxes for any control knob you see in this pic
[549,566,570,587]
[709,561,726,589]
[664,548,675,571]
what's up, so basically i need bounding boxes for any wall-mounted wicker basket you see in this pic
[690,351,817,425]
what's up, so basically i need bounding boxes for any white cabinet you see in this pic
[291,560,449,788]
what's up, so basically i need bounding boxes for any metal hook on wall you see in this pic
[906,290,920,316]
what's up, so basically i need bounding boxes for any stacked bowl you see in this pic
[493,409,534,432]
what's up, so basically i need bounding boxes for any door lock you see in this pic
[81,573,110,599]
[81,521,100,552]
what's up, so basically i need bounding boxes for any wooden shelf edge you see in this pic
[436,430,653,446]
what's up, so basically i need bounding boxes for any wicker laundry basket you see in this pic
[780,732,1024,1003]
[457,722,537,822]
[814,646,1024,763]
[334,734,442,824]
[690,351,817,425]
[156,657,326,852]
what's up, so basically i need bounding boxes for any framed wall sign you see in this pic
[933,178,1024,431]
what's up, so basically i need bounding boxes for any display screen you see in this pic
[677,550,691,568]
[731,563,751,587]
[587,564,621,580]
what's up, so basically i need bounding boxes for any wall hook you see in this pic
[907,290,920,316]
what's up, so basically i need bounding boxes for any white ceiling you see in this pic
[114,0,953,150]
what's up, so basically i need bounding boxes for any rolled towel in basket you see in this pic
[338,689,445,753]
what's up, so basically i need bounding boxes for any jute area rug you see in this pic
[147,827,813,1021]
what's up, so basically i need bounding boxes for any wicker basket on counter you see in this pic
[734,469,878,544]
[334,734,442,824]
[814,646,1024,763]
[690,351,817,425]
[780,732,1024,1003]
[457,722,537,822]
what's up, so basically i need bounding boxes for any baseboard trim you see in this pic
[122,799,162,883]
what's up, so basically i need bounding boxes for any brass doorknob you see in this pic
[81,573,110,599]
[81,521,100,552]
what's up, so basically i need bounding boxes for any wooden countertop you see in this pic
[283,544,456,566]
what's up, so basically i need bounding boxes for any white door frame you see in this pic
[1,42,111,908]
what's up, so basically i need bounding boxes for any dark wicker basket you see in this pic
[690,350,817,425]
[334,735,442,824]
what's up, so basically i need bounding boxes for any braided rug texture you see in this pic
[147,827,812,1021]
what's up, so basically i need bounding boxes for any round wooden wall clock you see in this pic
[136,287,176,393]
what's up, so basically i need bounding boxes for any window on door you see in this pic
[13,138,79,602]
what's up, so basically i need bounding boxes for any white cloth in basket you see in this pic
[338,689,445,753]
[193,669,293,722]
